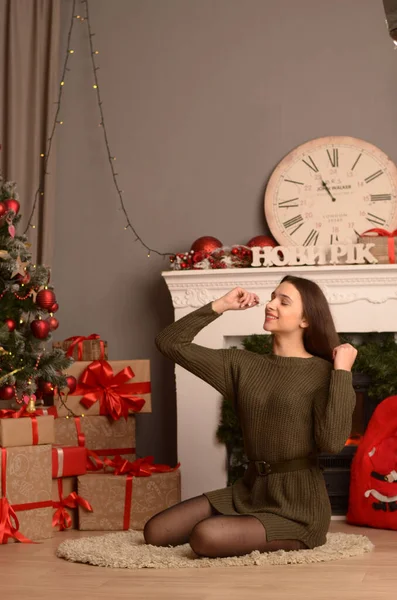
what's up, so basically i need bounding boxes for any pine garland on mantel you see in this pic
[217,332,397,485]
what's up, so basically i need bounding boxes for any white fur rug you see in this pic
[56,530,373,569]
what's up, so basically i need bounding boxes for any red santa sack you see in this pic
[347,395,397,530]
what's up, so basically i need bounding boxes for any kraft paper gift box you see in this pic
[0,415,54,448]
[53,335,108,361]
[0,444,52,543]
[55,359,152,418]
[77,469,181,531]
[52,476,93,531]
[54,415,136,469]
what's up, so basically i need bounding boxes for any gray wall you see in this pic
[53,0,397,465]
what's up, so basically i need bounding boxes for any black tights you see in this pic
[143,495,306,558]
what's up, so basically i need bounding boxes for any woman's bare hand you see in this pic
[332,343,358,371]
[212,287,260,314]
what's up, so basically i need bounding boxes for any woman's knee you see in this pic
[189,518,221,557]
[143,514,167,547]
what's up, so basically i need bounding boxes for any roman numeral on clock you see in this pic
[365,170,383,184]
[366,212,386,226]
[351,153,362,171]
[284,179,304,185]
[283,214,303,235]
[278,198,299,208]
[370,194,392,202]
[330,234,339,244]
[327,148,339,168]
[303,229,319,246]
[302,156,319,172]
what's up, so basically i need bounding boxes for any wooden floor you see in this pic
[0,521,396,600]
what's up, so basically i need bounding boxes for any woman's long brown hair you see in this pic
[280,275,339,362]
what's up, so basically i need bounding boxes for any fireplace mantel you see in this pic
[162,264,397,500]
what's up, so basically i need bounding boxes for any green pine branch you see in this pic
[0,172,73,401]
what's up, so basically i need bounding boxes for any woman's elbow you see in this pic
[155,333,167,355]
[317,437,347,455]
[155,333,177,360]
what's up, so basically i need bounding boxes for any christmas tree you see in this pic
[0,172,72,410]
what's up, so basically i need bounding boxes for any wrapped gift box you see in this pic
[52,446,87,478]
[0,415,54,448]
[78,468,181,531]
[54,415,136,469]
[53,336,108,361]
[0,445,52,543]
[55,360,152,418]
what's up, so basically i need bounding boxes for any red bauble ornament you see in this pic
[16,271,31,285]
[65,375,77,394]
[38,380,54,395]
[191,236,223,254]
[50,302,59,313]
[4,318,16,332]
[36,289,56,310]
[3,198,20,215]
[0,385,15,400]
[246,235,277,248]
[47,316,59,331]
[0,203,7,218]
[31,319,50,339]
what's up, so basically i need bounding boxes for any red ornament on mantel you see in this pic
[36,289,56,310]
[0,203,7,218]
[50,302,59,313]
[3,198,20,215]
[31,319,51,339]
[191,236,223,254]
[246,235,277,248]
[0,385,15,400]
[4,318,16,332]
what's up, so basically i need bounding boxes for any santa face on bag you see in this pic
[364,435,397,512]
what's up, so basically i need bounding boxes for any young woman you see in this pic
[144,275,357,558]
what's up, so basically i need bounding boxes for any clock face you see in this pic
[264,136,397,246]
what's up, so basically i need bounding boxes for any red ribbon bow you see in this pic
[109,455,180,477]
[73,360,149,421]
[0,406,28,418]
[361,228,397,264]
[0,449,34,544]
[52,479,92,531]
[64,334,105,360]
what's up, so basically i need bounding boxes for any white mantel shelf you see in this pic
[161,264,397,500]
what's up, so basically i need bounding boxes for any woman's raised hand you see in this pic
[212,287,260,314]
[332,343,358,371]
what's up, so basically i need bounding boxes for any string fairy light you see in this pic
[25,0,173,260]
[83,0,171,258]
[24,0,78,235]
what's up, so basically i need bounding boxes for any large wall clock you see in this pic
[264,136,397,246]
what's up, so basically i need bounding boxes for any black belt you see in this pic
[249,456,318,476]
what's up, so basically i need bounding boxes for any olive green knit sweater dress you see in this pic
[156,302,356,549]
